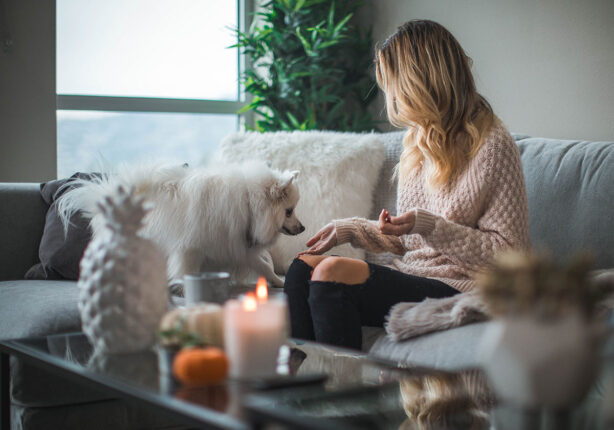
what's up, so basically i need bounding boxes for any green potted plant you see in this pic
[234,0,379,132]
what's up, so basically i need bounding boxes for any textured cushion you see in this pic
[369,321,490,370]
[217,131,385,273]
[517,138,614,269]
[25,173,96,280]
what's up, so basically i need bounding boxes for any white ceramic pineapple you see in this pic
[78,186,168,354]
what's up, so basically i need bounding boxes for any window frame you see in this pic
[56,0,252,122]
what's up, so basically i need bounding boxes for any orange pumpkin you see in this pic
[172,347,229,385]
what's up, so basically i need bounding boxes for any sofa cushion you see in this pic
[369,321,490,370]
[0,280,116,407]
[517,138,614,269]
[0,280,81,340]
[25,173,96,280]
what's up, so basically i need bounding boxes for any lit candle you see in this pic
[223,280,288,379]
[256,276,268,303]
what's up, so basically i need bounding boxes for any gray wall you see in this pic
[0,0,56,182]
[361,0,614,141]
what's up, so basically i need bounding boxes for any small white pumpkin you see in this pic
[160,304,224,348]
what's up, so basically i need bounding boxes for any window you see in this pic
[56,0,247,178]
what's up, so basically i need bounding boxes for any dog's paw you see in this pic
[269,275,285,288]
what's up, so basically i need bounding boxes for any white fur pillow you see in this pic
[216,131,386,274]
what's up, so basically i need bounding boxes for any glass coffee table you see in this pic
[0,332,434,430]
[2,332,613,430]
[244,341,614,430]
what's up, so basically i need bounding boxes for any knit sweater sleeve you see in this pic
[332,217,406,256]
[409,133,530,272]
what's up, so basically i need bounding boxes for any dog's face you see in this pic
[275,170,304,236]
[249,165,305,248]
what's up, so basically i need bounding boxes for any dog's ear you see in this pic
[279,170,299,190]
[268,170,299,201]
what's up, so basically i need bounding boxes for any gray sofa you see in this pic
[1,131,614,428]
[366,131,614,368]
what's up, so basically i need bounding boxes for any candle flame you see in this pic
[243,293,257,312]
[256,276,268,301]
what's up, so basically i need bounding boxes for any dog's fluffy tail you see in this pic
[56,175,114,235]
[56,162,190,236]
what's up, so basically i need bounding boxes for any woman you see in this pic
[283,20,530,350]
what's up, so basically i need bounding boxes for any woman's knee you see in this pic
[284,258,313,293]
[297,254,328,269]
[311,257,370,285]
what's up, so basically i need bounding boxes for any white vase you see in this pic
[479,311,601,408]
[78,187,168,354]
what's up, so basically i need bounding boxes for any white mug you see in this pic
[183,272,230,305]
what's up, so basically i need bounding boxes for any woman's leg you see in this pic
[307,259,459,349]
[283,255,328,340]
[284,255,374,345]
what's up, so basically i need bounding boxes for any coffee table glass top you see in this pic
[245,340,614,430]
[3,332,613,429]
[1,332,417,429]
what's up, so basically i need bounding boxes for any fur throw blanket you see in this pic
[385,270,614,342]
[385,292,490,342]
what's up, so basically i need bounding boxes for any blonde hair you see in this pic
[375,20,496,188]
[398,373,491,430]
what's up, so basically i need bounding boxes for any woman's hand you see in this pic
[298,223,337,255]
[378,208,415,236]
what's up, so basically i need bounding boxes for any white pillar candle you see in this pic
[223,283,288,379]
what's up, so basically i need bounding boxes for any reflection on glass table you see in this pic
[4,332,614,430]
[1,332,411,429]
[246,337,614,430]
[246,367,493,430]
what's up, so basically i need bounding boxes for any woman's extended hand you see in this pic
[378,208,415,236]
[298,223,337,255]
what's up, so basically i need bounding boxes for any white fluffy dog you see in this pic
[58,161,304,287]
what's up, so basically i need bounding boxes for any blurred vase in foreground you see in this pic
[477,251,612,407]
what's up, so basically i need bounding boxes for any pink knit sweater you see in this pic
[334,123,530,293]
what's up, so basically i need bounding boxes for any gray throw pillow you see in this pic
[24,173,99,280]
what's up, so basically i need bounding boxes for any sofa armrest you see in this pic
[0,183,47,281]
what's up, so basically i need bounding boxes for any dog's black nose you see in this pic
[299,225,305,233]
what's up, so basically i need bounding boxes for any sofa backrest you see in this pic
[369,132,614,270]
[517,137,614,269]
[366,131,404,265]
[0,183,47,281]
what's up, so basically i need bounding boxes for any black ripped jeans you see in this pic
[283,258,459,350]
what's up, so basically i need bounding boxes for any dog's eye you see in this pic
[285,208,293,217]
